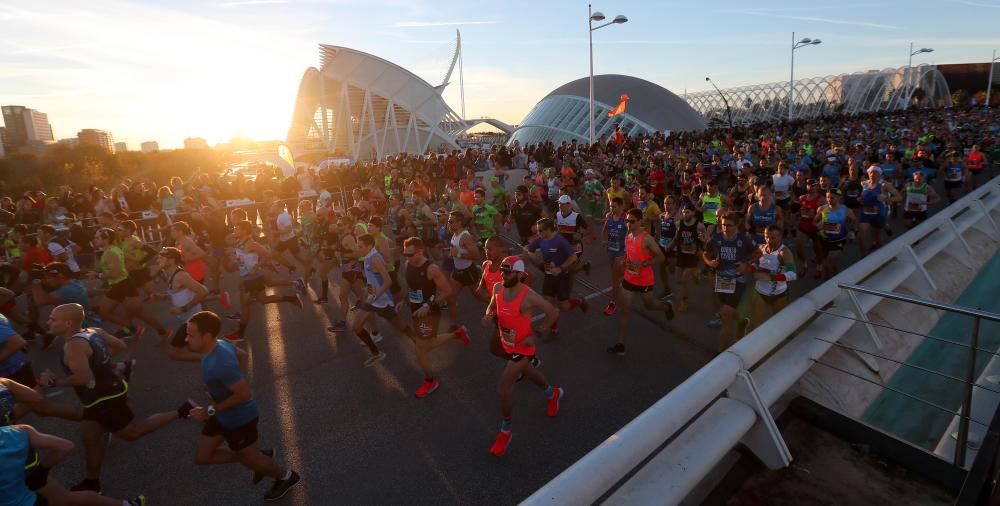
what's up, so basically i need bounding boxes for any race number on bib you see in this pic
[715,274,736,294]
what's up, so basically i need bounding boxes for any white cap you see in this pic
[557,195,572,204]
[867,165,882,174]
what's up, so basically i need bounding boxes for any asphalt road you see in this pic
[21,182,966,505]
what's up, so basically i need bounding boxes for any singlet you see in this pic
[772,174,794,200]
[167,268,199,317]
[945,164,964,182]
[99,246,128,285]
[606,187,626,206]
[799,194,821,230]
[967,151,985,171]
[905,182,929,212]
[820,205,848,242]
[556,211,580,238]
[451,230,473,270]
[62,329,127,408]
[624,232,654,286]
[701,194,722,224]
[481,260,503,292]
[843,178,863,208]
[677,220,700,256]
[121,235,147,267]
[861,181,886,216]
[658,212,677,248]
[234,240,260,279]
[361,250,391,309]
[606,214,627,253]
[755,244,788,296]
[496,286,534,356]
[405,259,437,311]
[750,202,777,234]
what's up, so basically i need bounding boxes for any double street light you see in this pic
[789,32,821,120]
[705,76,733,128]
[907,43,935,102]
[589,4,627,145]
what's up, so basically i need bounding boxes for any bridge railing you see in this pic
[521,175,1000,506]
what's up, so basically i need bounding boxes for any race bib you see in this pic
[823,222,842,235]
[907,203,922,211]
[499,326,517,347]
[714,274,736,294]
[659,237,672,248]
[862,206,879,216]
[408,289,424,304]
[681,242,697,254]
[607,242,621,252]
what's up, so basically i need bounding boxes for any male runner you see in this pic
[483,256,562,457]
[89,227,166,341]
[31,261,101,349]
[816,189,857,278]
[181,311,301,501]
[703,212,756,352]
[156,247,210,361]
[524,218,588,337]
[445,212,481,323]
[601,197,627,316]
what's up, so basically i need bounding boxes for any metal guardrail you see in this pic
[521,175,1000,506]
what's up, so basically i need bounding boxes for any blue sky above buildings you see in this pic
[1,0,998,148]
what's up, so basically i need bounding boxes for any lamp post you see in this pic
[589,4,627,146]
[705,76,733,128]
[907,43,934,104]
[789,32,822,120]
[987,49,999,109]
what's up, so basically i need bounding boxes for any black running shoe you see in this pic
[606,344,626,356]
[253,449,276,484]
[663,300,675,321]
[529,355,541,369]
[71,478,101,493]
[264,471,301,501]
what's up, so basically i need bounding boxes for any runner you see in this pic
[601,197,627,316]
[445,212,482,324]
[88,227,167,341]
[351,234,402,368]
[118,220,156,298]
[156,247,210,360]
[795,179,825,279]
[40,303,182,493]
[745,186,784,246]
[476,237,536,362]
[471,188,501,245]
[606,208,675,356]
[902,169,941,228]
[858,165,901,254]
[748,224,797,329]
[816,189,857,278]
[400,237,470,397]
[0,314,81,422]
[942,150,969,203]
[31,261,101,349]
[506,185,543,244]
[180,311,301,501]
[483,256,562,457]
[654,194,680,301]
[965,143,986,190]
[524,218,588,337]
[670,204,705,314]
[703,212,755,352]
[555,194,594,276]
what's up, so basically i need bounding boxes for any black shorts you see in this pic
[622,280,653,293]
[944,180,963,189]
[242,276,266,295]
[127,267,151,287]
[542,273,572,301]
[360,302,397,321]
[275,237,300,256]
[776,198,790,210]
[202,416,259,452]
[8,362,37,388]
[677,252,699,269]
[718,282,747,309]
[106,277,139,302]
[821,239,845,253]
[451,264,481,287]
[83,395,135,433]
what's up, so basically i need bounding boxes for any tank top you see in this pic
[945,164,964,182]
[363,249,393,308]
[755,244,788,296]
[750,202,777,233]
[657,212,677,248]
[481,260,503,292]
[62,329,127,408]
[624,232,654,286]
[861,181,885,216]
[496,286,534,356]
[556,211,580,237]
[702,194,722,224]
[905,182,929,212]
[405,259,437,311]
[843,178,863,207]
[234,241,260,279]
[606,214,627,253]
[799,194,821,230]
[820,205,848,241]
[451,230,473,270]
[99,246,128,285]
[677,220,700,255]
[606,187,626,205]
[167,268,199,317]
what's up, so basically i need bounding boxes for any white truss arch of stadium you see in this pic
[683,64,952,125]
[287,44,511,161]
[509,95,658,146]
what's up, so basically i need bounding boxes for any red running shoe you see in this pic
[603,302,617,316]
[455,325,470,345]
[219,291,231,311]
[547,387,564,417]
[415,378,439,398]
[489,430,512,457]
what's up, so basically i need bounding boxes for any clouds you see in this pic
[393,20,497,28]
[722,8,902,30]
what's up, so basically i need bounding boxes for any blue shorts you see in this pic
[859,211,886,229]
[607,249,625,262]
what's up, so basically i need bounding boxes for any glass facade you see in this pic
[509,95,653,146]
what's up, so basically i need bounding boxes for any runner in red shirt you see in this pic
[19,236,53,271]
[795,179,824,279]
[966,144,986,190]
[483,256,562,457]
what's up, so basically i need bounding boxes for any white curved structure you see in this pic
[287,39,509,161]
[685,64,952,125]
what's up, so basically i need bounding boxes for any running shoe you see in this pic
[363,351,386,367]
[350,302,361,312]
[414,378,439,398]
[264,470,301,501]
[358,332,383,346]
[224,332,245,344]
[707,317,722,328]
[219,291,231,310]
[603,302,617,315]
[489,430,512,457]
[327,321,347,333]
[455,325,470,345]
[606,344,626,356]
[70,479,101,493]
[126,496,147,506]
[658,291,674,302]
[226,312,242,321]
[546,387,564,417]
[663,300,676,321]
[252,449,275,484]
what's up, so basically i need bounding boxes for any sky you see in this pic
[2,0,999,149]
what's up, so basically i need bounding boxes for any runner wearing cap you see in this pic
[555,193,593,276]
[483,255,562,457]
[858,165,901,254]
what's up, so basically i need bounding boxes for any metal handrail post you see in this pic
[956,315,982,466]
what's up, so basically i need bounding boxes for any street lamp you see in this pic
[907,43,934,102]
[789,32,822,120]
[705,76,733,128]
[589,4,628,145]
[987,49,999,109]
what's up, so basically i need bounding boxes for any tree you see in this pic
[951,89,969,108]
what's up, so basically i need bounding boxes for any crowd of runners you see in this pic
[0,106,997,503]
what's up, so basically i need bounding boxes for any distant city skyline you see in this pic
[2,0,999,149]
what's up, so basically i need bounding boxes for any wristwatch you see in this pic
[206,405,216,417]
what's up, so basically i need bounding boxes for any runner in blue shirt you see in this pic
[525,217,588,336]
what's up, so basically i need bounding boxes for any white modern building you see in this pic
[287,33,511,161]
[114,142,128,153]
[140,141,159,153]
